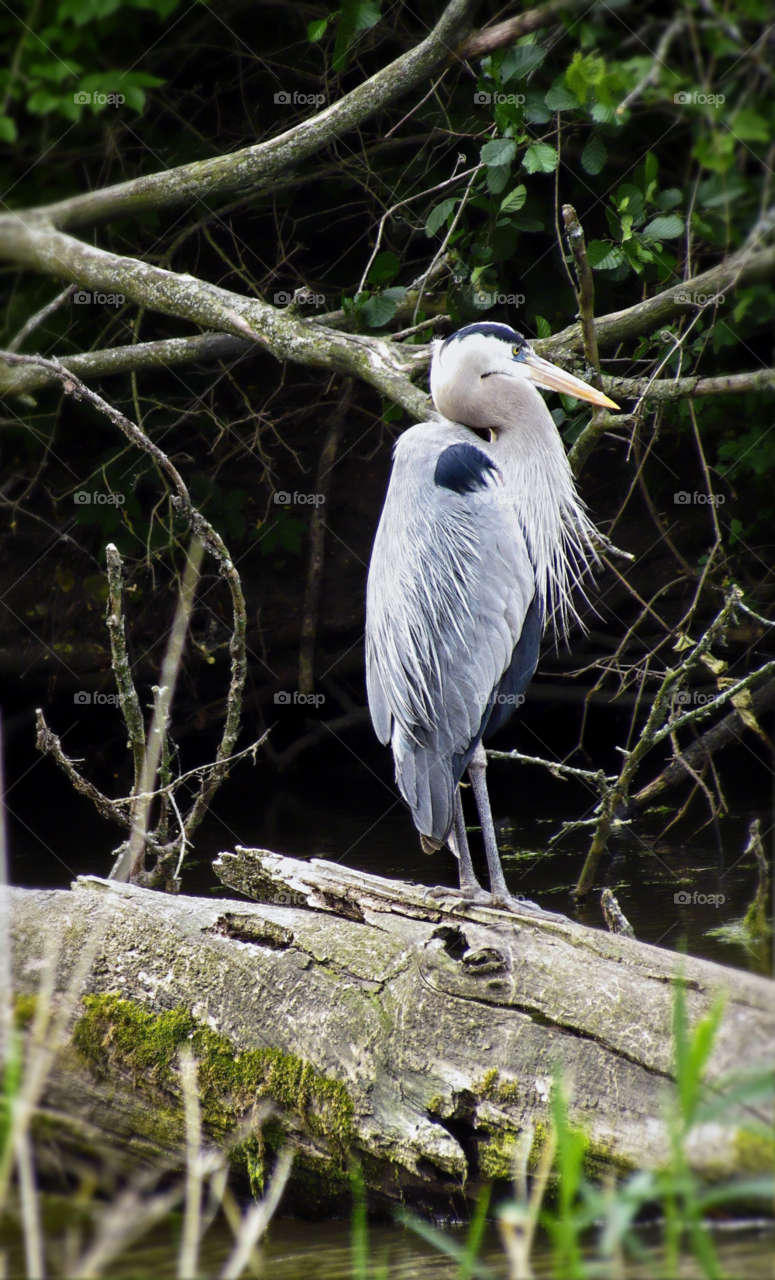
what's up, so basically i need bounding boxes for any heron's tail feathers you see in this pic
[393,726,456,848]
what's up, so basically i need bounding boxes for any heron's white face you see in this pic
[430,323,617,426]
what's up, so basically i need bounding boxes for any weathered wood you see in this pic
[9,854,774,1210]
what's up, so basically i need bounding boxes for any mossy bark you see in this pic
[8,857,775,1211]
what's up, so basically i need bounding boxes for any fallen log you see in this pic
[8,853,774,1212]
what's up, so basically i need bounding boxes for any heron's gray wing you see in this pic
[366,424,536,843]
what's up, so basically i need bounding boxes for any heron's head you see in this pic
[430,322,617,433]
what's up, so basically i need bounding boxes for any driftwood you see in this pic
[8,853,774,1211]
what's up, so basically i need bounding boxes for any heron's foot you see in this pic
[491,891,567,922]
[427,883,491,905]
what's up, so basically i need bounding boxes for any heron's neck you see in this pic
[483,379,598,633]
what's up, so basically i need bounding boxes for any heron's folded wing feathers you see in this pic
[366,429,536,840]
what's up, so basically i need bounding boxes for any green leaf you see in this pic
[368,251,400,285]
[642,214,684,240]
[510,214,543,232]
[587,240,626,270]
[644,150,658,186]
[500,184,526,213]
[522,141,558,173]
[425,198,456,236]
[544,81,579,111]
[480,137,517,167]
[332,0,381,73]
[486,164,511,194]
[27,90,64,114]
[534,315,551,338]
[566,51,606,100]
[307,17,328,41]
[501,43,546,83]
[581,134,606,174]
[590,101,618,125]
[0,116,17,142]
[360,286,406,328]
[655,188,682,210]
[616,183,645,222]
[523,90,551,124]
[729,110,769,142]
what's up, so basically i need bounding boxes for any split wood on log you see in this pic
[8,851,774,1211]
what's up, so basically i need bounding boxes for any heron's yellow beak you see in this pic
[520,352,619,410]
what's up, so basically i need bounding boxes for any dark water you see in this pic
[3,1208,773,1279]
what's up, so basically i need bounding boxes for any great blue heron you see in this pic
[365,322,618,913]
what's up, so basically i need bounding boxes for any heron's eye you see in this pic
[512,345,521,357]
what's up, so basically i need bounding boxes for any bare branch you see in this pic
[14,0,479,230]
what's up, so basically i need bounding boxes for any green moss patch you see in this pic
[73,994,354,1163]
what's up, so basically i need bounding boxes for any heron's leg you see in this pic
[466,743,561,916]
[450,786,482,895]
[467,741,511,903]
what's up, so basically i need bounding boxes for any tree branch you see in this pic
[0,225,432,418]
[537,239,775,357]
[13,0,479,230]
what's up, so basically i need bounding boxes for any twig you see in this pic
[601,888,635,939]
[742,819,771,939]
[616,18,684,115]
[2,352,249,862]
[412,165,482,323]
[8,283,78,352]
[562,204,613,476]
[105,544,146,791]
[113,536,205,884]
[298,380,353,694]
[35,710,131,830]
